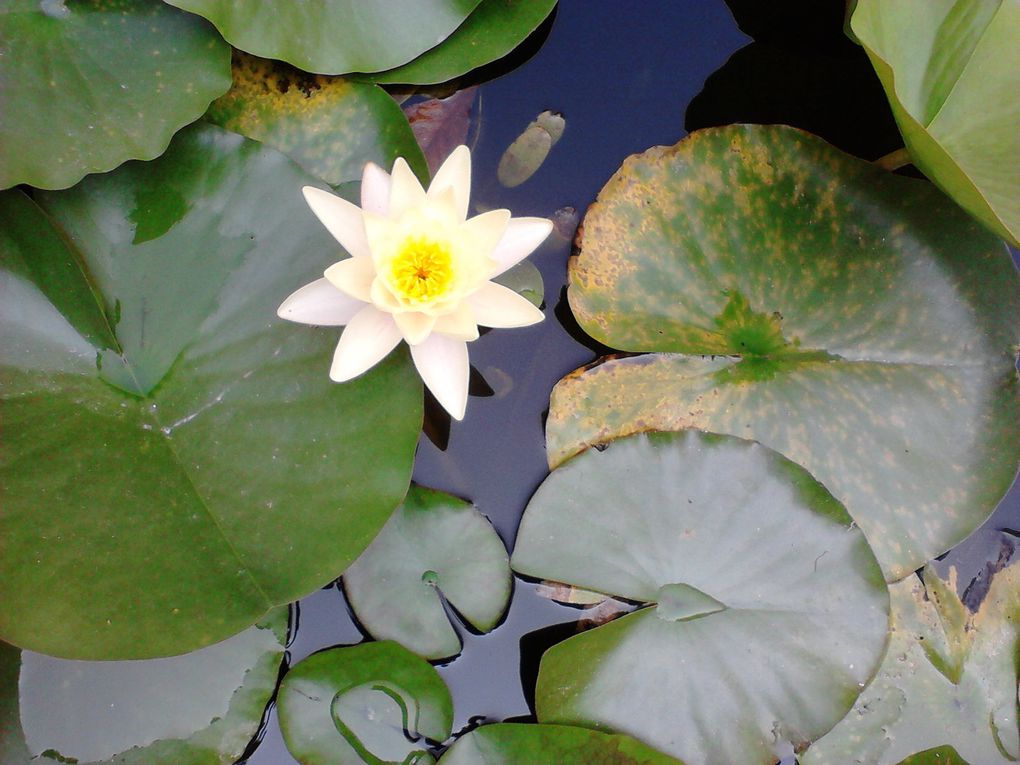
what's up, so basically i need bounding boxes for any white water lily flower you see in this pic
[278,145,552,420]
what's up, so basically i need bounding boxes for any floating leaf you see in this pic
[163,0,482,75]
[804,561,1020,764]
[0,123,422,660]
[343,486,511,660]
[851,0,1020,246]
[492,260,544,308]
[206,52,428,186]
[439,723,685,764]
[0,642,29,764]
[497,111,566,188]
[565,125,1020,580]
[0,0,230,190]
[513,431,890,765]
[278,642,453,765]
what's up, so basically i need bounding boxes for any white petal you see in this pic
[427,145,471,222]
[468,282,545,328]
[490,217,553,277]
[324,256,376,302]
[330,305,402,382]
[389,157,426,219]
[411,334,470,421]
[361,162,390,216]
[394,310,437,345]
[462,208,512,256]
[277,278,364,326]
[302,186,371,259]
[433,302,479,341]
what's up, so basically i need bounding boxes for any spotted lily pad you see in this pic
[0,123,422,660]
[804,560,1020,764]
[513,430,890,765]
[565,125,1020,581]
[440,723,685,764]
[278,642,453,765]
[851,0,1020,246]
[0,0,230,190]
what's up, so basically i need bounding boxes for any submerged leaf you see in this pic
[498,111,566,188]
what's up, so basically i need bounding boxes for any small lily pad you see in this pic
[278,642,453,765]
[497,111,566,188]
[343,486,511,660]
[492,260,544,308]
[513,430,890,765]
[804,560,1020,764]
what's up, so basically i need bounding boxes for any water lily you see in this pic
[278,146,551,420]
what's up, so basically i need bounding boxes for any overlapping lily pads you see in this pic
[851,0,1020,246]
[565,124,1020,581]
[0,123,422,660]
[804,560,1020,764]
[343,486,511,660]
[513,430,890,765]
[0,0,231,190]
[278,642,453,765]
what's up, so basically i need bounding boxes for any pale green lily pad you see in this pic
[513,430,890,765]
[6,609,287,765]
[278,642,453,765]
[804,561,1020,764]
[205,52,428,186]
[565,124,1020,581]
[0,123,422,660]
[164,0,482,75]
[439,723,685,765]
[0,0,230,190]
[497,111,565,188]
[492,260,544,308]
[851,0,1020,246]
[343,486,511,660]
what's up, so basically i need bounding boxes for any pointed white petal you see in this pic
[277,278,364,326]
[393,310,437,345]
[302,186,371,259]
[427,145,471,221]
[361,162,391,216]
[468,282,545,328]
[411,334,470,421]
[324,257,376,302]
[462,208,512,256]
[433,302,479,341]
[330,305,403,382]
[490,217,553,277]
[389,157,426,219]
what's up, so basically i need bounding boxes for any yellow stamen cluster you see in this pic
[388,237,454,304]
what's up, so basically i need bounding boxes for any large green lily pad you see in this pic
[278,642,453,765]
[565,125,1020,581]
[5,608,286,765]
[851,0,1020,247]
[804,560,1020,764]
[0,0,230,190]
[164,0,482,75]
[439,723,685,765]
[513,430,890,765]
[206,52,428,186]
[343,486,511,660]
[0,123,422,660]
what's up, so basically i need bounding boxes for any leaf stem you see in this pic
[875,147,912,171]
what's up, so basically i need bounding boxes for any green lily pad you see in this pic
[564,124,1020,581]
[0,642,29,765]
[205,52,428,186]
[5,608,286,765]
[513,430,890,765]
[0,122,422,660]
[343,486,511,660]
[851,0,1020,246]
[439,723,685,765]
[0,0,230,190]
[278,642,453,765]
[895,748,970,765]
[358,0,559,85]
[492,260,544,308]
[804,561,1020,764]
[163,0,482,75]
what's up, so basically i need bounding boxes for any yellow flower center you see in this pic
[388,237,454,304]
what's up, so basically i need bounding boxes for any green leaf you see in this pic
[0,123,422,660]
[357,0,559,85]
[6,608,286,765]
[804,562,1020,765]
[492,259,544,308]
[0,642,30,765]
[278,642,453,765]
[206,52,428,186]
[851,0,1020,246]
[0,0,230,190]
[564,124,1020,581]
[439,723,686,765]
[343,486,511,660]
[163,0,482,75]
[513,431,890,765]
[896,747,971,765]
